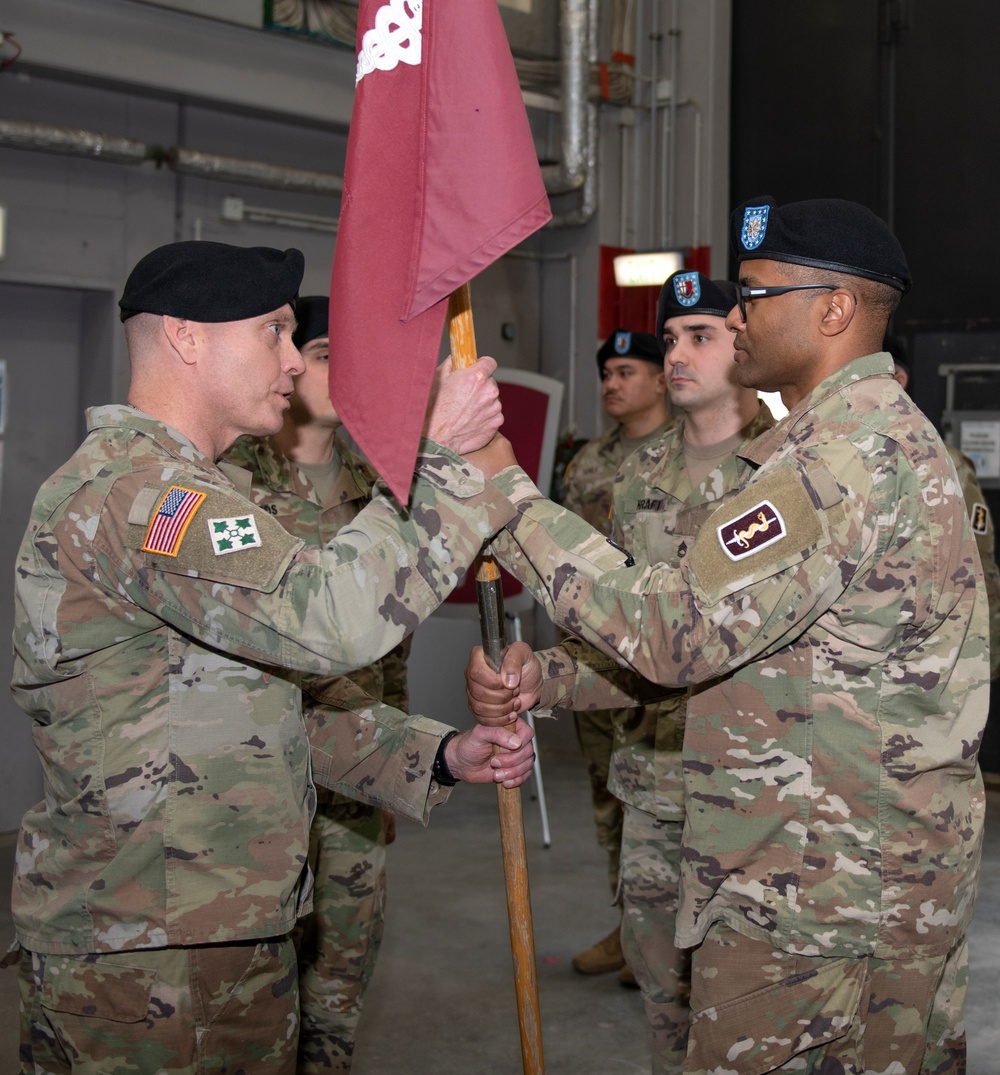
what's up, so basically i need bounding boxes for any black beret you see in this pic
[119,241,304,323]
[731,196,911,294]
[657,271,737,336]
[597,328,664,370]
[292,296,330,350]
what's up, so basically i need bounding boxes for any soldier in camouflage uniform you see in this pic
[602,272,775,1073]
[891,349,1000,679]
[469,198,988,1073]
[560,328,673,982]
[948,448,1000,679]
[8,242,536,1075]
[224,296,410,1072]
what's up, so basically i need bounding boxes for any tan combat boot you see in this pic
[571,926,625,974]
[618,962,639,988]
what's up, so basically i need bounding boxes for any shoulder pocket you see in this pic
[687,461,842,603]
[127,484,301,593]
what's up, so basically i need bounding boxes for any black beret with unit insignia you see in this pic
[657,271,738,337]
[597,328,664,370]
[292,296,330,350]
[119,241,305,323]
[731,196,911,294]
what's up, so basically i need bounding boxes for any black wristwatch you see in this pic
[431,730,461,786]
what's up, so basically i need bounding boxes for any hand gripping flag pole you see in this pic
[448,282,544,1075]
[328,5,551,1061]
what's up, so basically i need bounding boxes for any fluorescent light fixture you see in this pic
[613,250,684,287]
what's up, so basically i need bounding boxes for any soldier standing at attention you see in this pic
[605,271,773,1073]
[225,296,410,1072]
[560,328,672,985]
[468,198,988,1074]
[9,241,536,1074]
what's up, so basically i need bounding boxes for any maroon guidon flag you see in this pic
[328,0,552,502]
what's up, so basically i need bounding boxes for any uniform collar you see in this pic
[644,402,776,498]
[85,404,217,469]
[607,416,674,455]
[741,352,893,466]
[248,435,372,509]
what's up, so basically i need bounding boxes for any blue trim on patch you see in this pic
[741,205,770,251]
[673,271,701,307]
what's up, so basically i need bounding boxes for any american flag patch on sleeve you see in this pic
[142,485,207,556]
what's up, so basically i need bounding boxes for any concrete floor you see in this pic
[1,713,998,1073]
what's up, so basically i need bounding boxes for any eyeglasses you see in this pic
[736,283,837,320]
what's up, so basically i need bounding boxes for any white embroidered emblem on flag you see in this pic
[208,515,263,556]
[356,0,422,84]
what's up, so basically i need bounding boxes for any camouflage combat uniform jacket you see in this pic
[492,353,988,960]
[561,419,674,533]
[11,405,513,956]
[223,434,412,800]
[948,444,1000,679]
[595,404,776,818]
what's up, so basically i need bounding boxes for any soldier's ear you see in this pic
[162,316,202,366]
[817,289,857,338]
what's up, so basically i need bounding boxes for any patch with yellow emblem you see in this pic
[717,500,786,561]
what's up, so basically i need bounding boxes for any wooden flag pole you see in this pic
[448,283,545,1075]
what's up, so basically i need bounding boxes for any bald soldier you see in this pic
[468,198,987,1073]
[560,327,672,984]
[9,242,534,1074]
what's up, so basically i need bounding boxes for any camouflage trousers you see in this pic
[618,805,691,1075]
[685,921,968,1074]
[573,709,625,894]
[294,795,387,1074]
[18,937,299,1074]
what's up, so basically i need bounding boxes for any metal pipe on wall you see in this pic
[548,0,599,229]
[660,99,701,252]
[0,118,346,196]
[539,0,589,196]
[666,0,680,248]
[647,0,660,248]
[0,119,150,165]
[165,147,344,196]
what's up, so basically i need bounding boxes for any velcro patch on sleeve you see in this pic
[137,485,301,592]
[717,500,786,561]
[687,463,826,600]
[208,515,262,555]
[141,486,206,557]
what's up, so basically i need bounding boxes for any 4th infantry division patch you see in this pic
[208,515,263,555]
[143,486,207,556]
